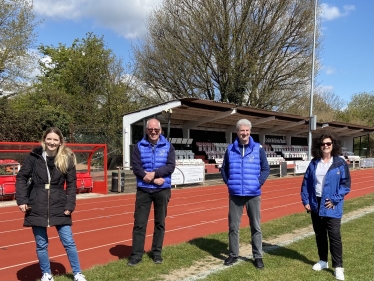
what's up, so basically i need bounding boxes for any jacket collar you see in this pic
[31,146,43,156]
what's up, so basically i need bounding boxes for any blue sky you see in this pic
[32,0,373,106]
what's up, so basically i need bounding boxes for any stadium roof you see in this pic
[125,98,374,139]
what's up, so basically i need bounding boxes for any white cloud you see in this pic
[324,66,336,75]
[33,0,162,39]
[320,3,355,21]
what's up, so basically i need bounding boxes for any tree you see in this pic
[0,0,39,93]
[0,85,74,142]
[336,92,374,157]
[133,0,321,109]
[339,92,374,126]
[280,89,346,121]
[36,33,139,151]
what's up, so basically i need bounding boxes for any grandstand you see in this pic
[121,98,374,182]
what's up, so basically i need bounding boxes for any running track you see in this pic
[0,169,373,281]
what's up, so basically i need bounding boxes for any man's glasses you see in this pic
[147,128,160,133]
[321,142,332,147]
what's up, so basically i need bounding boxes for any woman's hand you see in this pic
[304,204,311,213]
[19,204,30,213]
[64,210,71,215]
[324,198,335,209]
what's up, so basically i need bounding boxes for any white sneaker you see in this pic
[74,273,87,281]
[41,273,54,281]
[335,267,345,280]
[312,260,328,271]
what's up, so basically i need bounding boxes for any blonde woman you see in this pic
[16,127,87,281]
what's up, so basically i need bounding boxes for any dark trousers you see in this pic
[131,188,171,258]
[311,197,343,268]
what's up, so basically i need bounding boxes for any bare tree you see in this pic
[0,0,39,94]
[133,0,321,109]
[279,88,346,121]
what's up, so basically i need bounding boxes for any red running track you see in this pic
[0,169,373,281]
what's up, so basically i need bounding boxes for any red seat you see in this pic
[0,176,16,201]
[63,173,90,194]
[75,172,93,193]
[1,182,16,200]
[82,177,93,193]
[0,176,16,183]
[76,178,84,193]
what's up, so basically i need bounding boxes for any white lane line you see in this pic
[1,184,372,239]
[0,204,228,246]
[0,216,226,272]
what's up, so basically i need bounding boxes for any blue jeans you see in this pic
[32,225,81,275]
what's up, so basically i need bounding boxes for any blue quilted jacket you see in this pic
[300,156,351,218]
[221,137,270,196]
[135,135,173,189]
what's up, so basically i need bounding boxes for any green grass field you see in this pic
[53,193,374,281]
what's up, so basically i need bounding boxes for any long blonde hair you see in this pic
[41,127,77,174]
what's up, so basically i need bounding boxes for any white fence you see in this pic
[360,158,374,168]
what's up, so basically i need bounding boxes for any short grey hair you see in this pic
[146,118,161,128]
[236,119,252,131]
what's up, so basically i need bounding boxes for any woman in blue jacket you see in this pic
[301,134,350,281]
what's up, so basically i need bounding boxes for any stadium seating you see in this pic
[76,172,93,193]
[63,172,94,194]
[0,175,16,201]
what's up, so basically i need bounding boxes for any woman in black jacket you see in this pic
[16,127,87,281]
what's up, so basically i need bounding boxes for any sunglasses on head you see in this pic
[321,142,332,147]
[147,128,160,133]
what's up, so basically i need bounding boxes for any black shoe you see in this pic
[224,255,238,266]
[153,255,163,264]
[127,257,142,266]
[254,258,264,269]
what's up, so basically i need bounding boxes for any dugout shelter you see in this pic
[0,142,108,197]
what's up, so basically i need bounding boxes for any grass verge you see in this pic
[203,212,374,281]
[52,193,374,281]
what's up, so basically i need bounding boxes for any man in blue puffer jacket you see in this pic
[128,118,176,266]
[221,119,270,269]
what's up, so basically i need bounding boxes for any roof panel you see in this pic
[124,98,374,138]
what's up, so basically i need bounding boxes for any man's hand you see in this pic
[143,171,155,183]
[153,178,165,186]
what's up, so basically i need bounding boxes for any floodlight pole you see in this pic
[308,0,318,161]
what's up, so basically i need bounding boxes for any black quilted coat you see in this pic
[16,146,77,227]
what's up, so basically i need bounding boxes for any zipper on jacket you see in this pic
[46,169,56,227]
[47,189,50,227]
[44,156,55,228]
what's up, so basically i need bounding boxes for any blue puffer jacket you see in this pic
[136,135,172,189]
[221,137,268,196]
[300,156,351,218]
